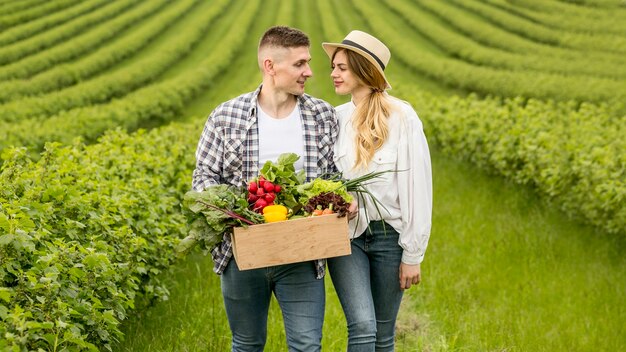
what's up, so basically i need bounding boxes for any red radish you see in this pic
[253,198,268,211]
[248,181,258,193]
[256,188,265,196]
[258,176,266,188]
[263,182,275,193]
[247,193,259,202]
[264,193,275,203]
[273,185,281,193]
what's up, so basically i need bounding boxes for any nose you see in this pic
[330,67,339,78]
[303,63,313,78]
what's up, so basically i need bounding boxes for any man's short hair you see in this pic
[259,26,310,50]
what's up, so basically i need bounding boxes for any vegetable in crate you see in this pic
[304,192,349,217]
[297,178,353,206]
[177,185,263,256]
[297,170,394,219]
[247,175,281,213]
[263,204,289,223]
[256,153,306,209]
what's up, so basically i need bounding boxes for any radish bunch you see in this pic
[247,176,282,212]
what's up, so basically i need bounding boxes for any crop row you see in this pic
[448,0,626,56]
[0,0,48,15]
[511,0,626,20]
[0,0,110,47]
[0,0,257,156]
[349,0,625,107]
[0,0,203,111]
[387,0,626,80]
[489,0,626,36]
[0,0,81,31]
[0,0,160,78]
[410,0,626,77]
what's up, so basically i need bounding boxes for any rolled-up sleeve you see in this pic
[192,110,223,191]
[323,109,339,174]
[397,107,433,264]
[315,102,339,175]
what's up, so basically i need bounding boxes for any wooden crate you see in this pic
[232,214,351,270]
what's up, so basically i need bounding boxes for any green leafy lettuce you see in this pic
[296,178,354,206]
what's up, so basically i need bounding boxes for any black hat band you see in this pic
[341,39,386,71]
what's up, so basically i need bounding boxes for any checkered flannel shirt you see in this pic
[192,85,338,279]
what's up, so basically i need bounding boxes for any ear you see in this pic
[262,58,275,76]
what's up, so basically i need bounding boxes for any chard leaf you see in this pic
[277,153,300,167]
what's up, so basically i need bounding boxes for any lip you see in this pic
[333,81,342,88]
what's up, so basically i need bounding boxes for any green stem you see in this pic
[197,200,256,225]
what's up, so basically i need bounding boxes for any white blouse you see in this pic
[333,96,433,264]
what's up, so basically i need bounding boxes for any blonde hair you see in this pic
[335,48,393,170]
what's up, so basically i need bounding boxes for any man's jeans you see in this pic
[221,259,325,352]
[328,221,404,352]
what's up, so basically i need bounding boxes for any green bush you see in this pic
[403,91,626,236]
[0,126,195,351]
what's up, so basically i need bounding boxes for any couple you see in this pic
[192,26,432,352]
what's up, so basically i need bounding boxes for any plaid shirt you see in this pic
[192,85,338,279]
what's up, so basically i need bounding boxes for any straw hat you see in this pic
[322,30,391,89]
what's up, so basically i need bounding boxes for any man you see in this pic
[192,26,338,351]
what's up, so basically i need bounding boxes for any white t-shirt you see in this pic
[257,103,305,171]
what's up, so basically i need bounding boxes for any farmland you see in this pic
[1,0,625,351]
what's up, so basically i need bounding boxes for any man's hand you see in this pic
[399,263,421,290]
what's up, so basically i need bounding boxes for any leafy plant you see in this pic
[177,185,264,256]
[258,153,306,209]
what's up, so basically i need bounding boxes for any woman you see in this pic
[322,31,433,351]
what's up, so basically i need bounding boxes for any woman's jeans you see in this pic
[221,259,325,352]
[328,221,404,352]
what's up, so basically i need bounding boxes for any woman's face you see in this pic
[330,50,363,96]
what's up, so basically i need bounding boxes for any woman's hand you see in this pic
[399,263,421,290]
[347,201,358,219]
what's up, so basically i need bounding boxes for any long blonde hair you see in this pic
[335,48,393,170]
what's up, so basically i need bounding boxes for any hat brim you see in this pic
[322,42,392,90]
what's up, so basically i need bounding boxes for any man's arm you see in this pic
[192,111,224,191]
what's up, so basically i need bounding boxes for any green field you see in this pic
[1,0,625,351]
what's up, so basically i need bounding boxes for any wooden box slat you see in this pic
[232,214,351,270]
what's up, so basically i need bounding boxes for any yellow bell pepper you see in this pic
[263,212,288,223]
[262,204,288,215]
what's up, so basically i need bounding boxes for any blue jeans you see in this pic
[327,221,404,352]
[221,259,325,352]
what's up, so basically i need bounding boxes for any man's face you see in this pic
[271,46,313,96]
